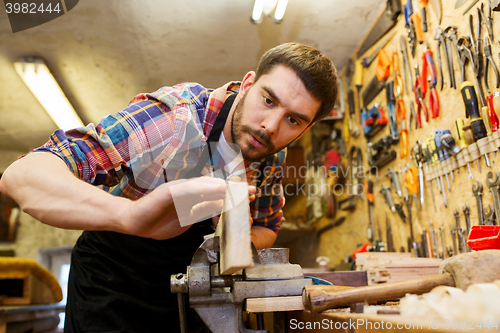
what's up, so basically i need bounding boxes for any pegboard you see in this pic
[314,0,500,267]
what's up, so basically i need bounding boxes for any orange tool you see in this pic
[398,99,409,158]
[404,166,420,217]
[410,12,424,44]
[376,49,391,82]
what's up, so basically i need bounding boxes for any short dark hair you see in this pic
[255,42,338,123]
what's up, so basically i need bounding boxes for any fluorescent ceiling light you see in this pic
[251,0,288,24]
[273,0,289,21]
[14,57,84,131]
[251,0,265,23]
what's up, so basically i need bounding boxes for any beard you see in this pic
[230,92,276,162]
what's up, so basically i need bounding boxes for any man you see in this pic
[0,42,337,332]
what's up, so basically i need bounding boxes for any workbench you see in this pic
[0,303,64,333]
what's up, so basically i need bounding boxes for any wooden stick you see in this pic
[306,273,455,313]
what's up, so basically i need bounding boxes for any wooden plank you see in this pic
[245,296,304,313]
[216,180,253,275]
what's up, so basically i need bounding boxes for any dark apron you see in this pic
[64,94,236,333]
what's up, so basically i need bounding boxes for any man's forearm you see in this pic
[0,152,127,232]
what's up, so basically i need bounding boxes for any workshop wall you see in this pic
[300,0,499,268]
[0,150,81,259]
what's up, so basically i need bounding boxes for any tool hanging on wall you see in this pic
[422,44,440,118]
[483,37,500,94]
[400,36,413,95]
[434,27,449,91]
[368,135,397,174]
[404,0,417,57]
[354,58,364,125]
[414,64,429,127]
[428,136,448,208]
[404,165,421,219]
[461,81,491,167]
[361,104,388,139]
[411,142,427,210]
[455,118,475,177]
[346,59,360,138]
[339,146,364,211]
[356,0,402,58]
[366,179,375,242]
[398,98,409,158]
[443,25,459,90]
[420,142,438,212]
[472,180,485,226]
[386,81,400,142]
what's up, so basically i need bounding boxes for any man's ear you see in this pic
[240,71,256,94]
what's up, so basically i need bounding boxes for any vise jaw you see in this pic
[171,236,311,333]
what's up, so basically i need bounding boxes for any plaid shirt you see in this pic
[30,82,285,231]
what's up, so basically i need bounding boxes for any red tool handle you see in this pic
[424,49,437,86]
[487,94,500,132]
[430,88,439,118]
[376,105,388,124]
[421,50,428,95]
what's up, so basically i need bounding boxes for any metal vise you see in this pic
[171,236,311,333]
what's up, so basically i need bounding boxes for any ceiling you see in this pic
[0,0,385,153]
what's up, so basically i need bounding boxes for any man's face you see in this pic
[230,65,321,162]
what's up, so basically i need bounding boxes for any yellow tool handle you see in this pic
[455,118,468,150]
[400,129,409,159]
[354,59,363,88]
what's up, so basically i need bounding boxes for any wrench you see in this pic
[486,171,500,226]
[439,227,447,258]
[462,203,471,235]
[459,227,468,253]
[450,225,458,255]
[472,181,485,226]
[430,221,439,258]
[453,208,463,253]
[443,26,459,89]
[484,203,495,225]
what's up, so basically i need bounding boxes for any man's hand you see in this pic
[123,176,228,239]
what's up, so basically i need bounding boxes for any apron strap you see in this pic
[184,93,237,179]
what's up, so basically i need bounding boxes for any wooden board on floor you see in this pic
[245,296,305,313]
[215,180,253,275]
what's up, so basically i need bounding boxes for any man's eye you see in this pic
[289,117,299,125]
[264,97,273,106]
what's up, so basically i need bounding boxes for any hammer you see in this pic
[303,250,500,313]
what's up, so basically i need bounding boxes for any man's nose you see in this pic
[261,111,281,135]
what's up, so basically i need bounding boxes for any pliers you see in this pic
[414,64,429,128]
[483,36,500,94]
[428,80,440,118]
[422,43,439,118]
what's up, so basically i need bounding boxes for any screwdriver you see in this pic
[434,129,455,183]
[421,141,437,212]
[404,166,420,219]
[434,130,452,190]
[428,136,448,208]
[460,81,491,167]
[366,179,375,242]
[455,118,475,178]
